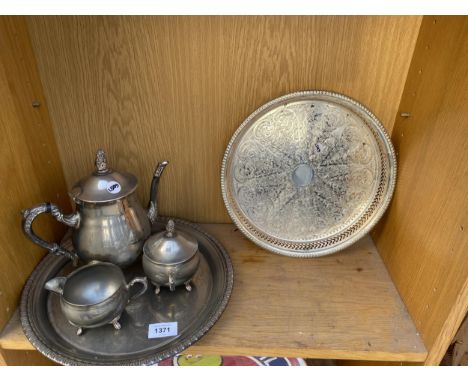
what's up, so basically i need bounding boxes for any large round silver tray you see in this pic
[221,91,397,257]
[20,217,233,365]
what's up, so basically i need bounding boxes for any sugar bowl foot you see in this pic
[111,316,122,330]
[154,284,161,295]
[151,280,193,294]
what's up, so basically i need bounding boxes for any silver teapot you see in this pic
[22,149,168,268]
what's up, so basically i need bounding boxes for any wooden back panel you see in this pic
[27,16,421,223]
[373,16,468,364]
[0,17,69,330]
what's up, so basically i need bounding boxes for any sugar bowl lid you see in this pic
[70,149,138,204]
[143,220,199,265]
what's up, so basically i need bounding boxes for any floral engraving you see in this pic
[230,100,381,241]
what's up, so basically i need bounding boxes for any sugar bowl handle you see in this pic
[127,277,148,301]
[22,202,80,266]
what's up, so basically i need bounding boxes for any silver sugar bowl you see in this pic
[22,149,168,268]
[142,220,200,294]
[44,261,148,336]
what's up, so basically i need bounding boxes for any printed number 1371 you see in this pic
[148,322,178,339]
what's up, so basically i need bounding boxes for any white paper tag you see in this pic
[106,181,121,194]
[148,322,178,339]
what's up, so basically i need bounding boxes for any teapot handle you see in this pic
[22,203,80,266]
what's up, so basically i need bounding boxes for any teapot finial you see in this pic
[95,149,109,174]
[166,219,175,237]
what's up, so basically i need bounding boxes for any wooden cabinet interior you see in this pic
[0,16,70,332]
[0,15,466,365]
[372,16,468,365]
[26,16,421,223]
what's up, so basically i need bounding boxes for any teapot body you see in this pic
[73,193,151,268]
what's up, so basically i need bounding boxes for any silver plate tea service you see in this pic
[21,150,233,364]
[21,218,233,365]
[20,90,396,365]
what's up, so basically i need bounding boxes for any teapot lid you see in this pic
[143,220,198,265]
[69,149,138,204]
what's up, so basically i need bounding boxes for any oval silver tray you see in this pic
[221,91,397,257]
[20,218,233,365]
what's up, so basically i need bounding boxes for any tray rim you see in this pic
[20,217,234,366]
[221,90,397,257]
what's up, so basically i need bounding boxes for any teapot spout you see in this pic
[44,277,66,295]
[147,161,169,224]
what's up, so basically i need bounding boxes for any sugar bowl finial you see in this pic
[95,149,108,174]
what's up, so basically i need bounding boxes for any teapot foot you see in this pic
[76,327,83,336]
[185,280,192,292]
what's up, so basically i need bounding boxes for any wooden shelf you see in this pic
[0,224,427,362]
